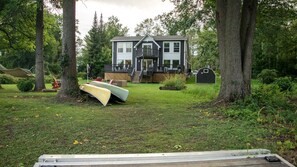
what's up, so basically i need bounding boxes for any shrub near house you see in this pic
[160,74,186,90]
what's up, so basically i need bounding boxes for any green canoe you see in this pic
[90,81,129,102]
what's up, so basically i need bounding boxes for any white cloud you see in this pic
[76,0,174,38]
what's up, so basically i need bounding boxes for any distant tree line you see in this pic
[135,0,297,77]
[78,13,128,78]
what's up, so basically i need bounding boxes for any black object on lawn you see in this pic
[195,67,216,84]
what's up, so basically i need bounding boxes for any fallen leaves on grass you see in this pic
[174,144,182,150]
[73,140,82,145]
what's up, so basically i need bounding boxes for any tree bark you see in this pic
[216,0,258,102]
[34,0,45,91]
[241,0,258,96]
[56,0,79,99]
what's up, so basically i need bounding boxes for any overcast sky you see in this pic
[76,0,174,38]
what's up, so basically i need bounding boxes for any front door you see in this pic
[142,59,153,71]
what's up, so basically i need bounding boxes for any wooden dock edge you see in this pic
[33,149,295,167]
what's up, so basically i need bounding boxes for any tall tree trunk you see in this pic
[57,0,79,99]
[34,0,45,91]
[216,0,258,102]
[241,0,258,96]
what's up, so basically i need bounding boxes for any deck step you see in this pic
[132,71,140,83]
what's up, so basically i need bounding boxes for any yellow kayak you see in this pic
[79,84,111,106]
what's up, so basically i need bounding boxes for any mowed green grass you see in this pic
[0,82,275,166]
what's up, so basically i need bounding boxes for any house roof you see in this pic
[111,36,143,42]
[111,35,187,42]
[133,35,161,49]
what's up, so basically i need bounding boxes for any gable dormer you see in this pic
[133,35,161,50]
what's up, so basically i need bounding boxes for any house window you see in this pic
[164,42,170,52]
[126,43,132,53]
[173,60,179,68]
[118,43,124,53]
[164,60,170,68]
[117,59,124,65]
[174,42,180,52]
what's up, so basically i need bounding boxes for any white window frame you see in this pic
[126,43,132,53]
[163,41,180,53]
[117,42,133,53]
[116,59,132,69]
[163,42,170,52]
[172,60,180,69]
[173,42,180,53]
[118,42,124,53]
[117,42,133,68]
[163,59,171,68]
[163,59,180,69]
[163,41,181,69]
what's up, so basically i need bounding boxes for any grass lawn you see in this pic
[0,81,295,166]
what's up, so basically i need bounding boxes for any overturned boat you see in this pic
[79,84,111,106]
[90,81,129,102]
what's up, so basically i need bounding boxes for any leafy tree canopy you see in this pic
[163,0,297,77]
[0,0,62,71]
[134,18,166,36]
[79,13,128,78]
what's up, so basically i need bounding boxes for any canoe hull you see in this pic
[79,84,111,106]
[90,81,129,102]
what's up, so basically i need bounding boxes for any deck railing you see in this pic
[104,64,184,73]
[104,64,132,72]
[136,48,159,58]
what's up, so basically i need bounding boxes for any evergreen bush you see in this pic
[17,79,34,92]
[257,69,278,84]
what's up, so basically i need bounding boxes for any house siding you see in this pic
[157,41,163,68]
[180,40,184,69]
[152,42,158,51]
[113,42,117,66]
[136,43,142,50]
[136,43,141,71]
[132,41,137,68]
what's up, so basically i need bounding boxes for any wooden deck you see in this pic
[34,149,295,167]
[105,72,131,81]
[104,72,183,83]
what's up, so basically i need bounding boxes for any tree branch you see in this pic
[7,24,35,40]
[0,27,15,49]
